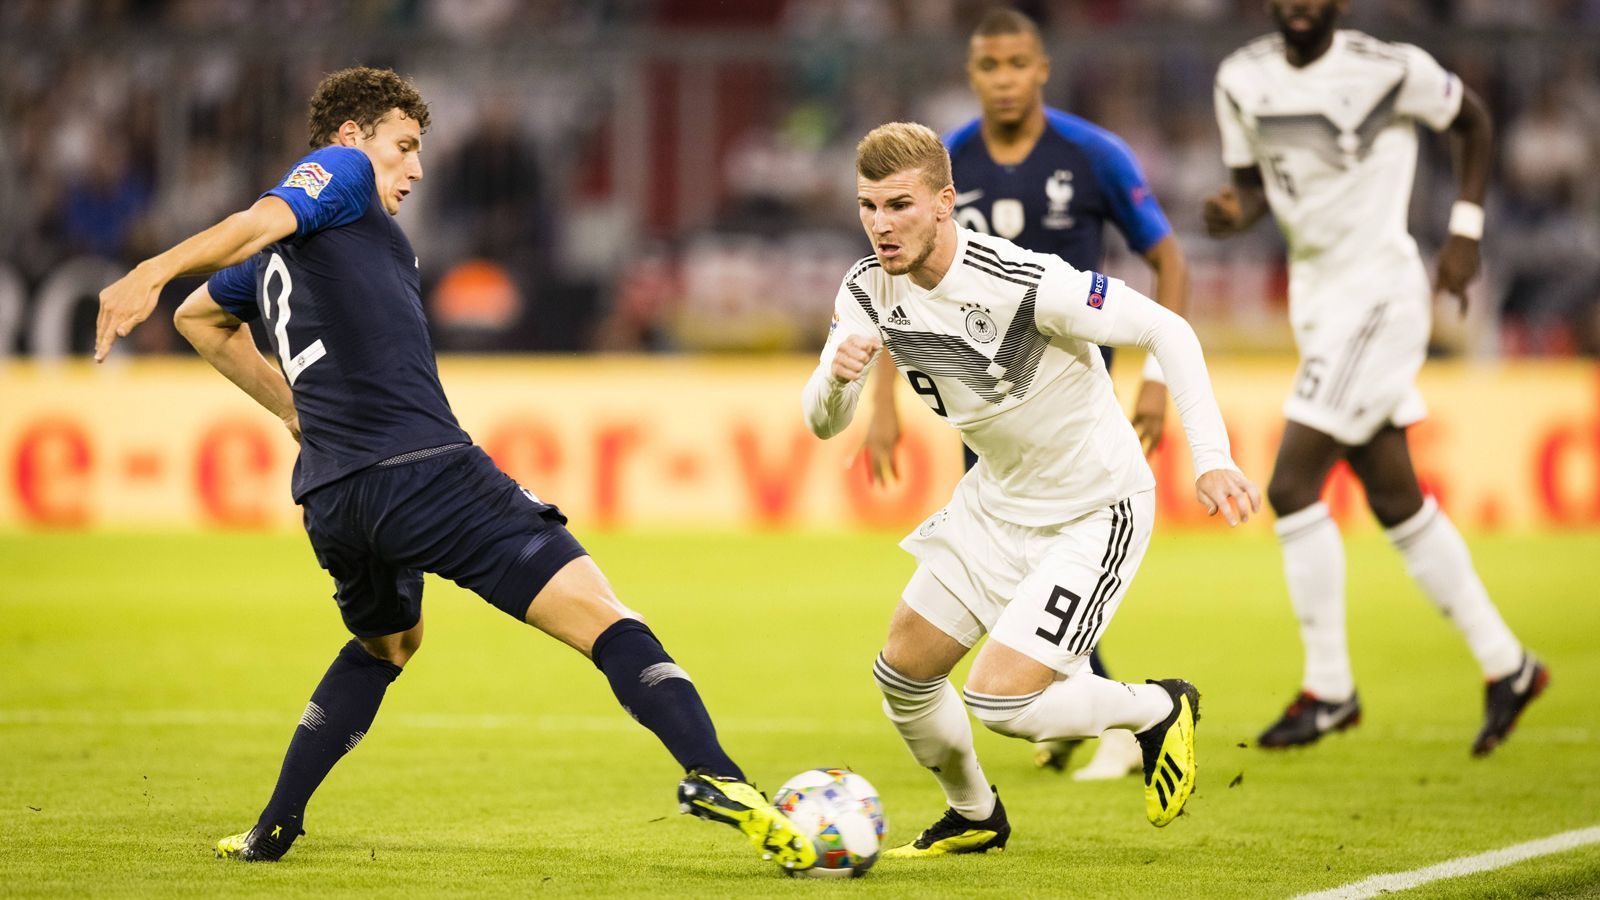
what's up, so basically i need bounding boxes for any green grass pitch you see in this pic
[2,528,1598,897]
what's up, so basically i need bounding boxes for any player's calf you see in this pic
[590,617,745,780]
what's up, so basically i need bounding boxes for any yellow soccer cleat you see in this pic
[1135,679,1200,827]
[214,822,298,862]
[678,771,818,872]
[883,790,1009,858]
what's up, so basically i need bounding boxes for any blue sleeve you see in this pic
[942,118,982,155]
[206,258,261,322]
[262,146,373,238]
[1048,111,1173,254]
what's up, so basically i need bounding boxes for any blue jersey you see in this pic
[943,108,1172,270]
[208,146,469,503]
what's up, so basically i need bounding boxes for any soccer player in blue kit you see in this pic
[861,9,1190,781]
[94,67,813,870]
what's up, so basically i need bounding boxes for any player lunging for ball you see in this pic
[95,67,813,870]
[1205,0,1546,755]
[860,8,1192,781]
[804,122,1260,856]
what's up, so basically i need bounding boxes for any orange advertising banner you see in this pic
[1,357,1596,532]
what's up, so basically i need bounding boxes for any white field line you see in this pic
[1296,825,1600,899]
[0,707,886,735]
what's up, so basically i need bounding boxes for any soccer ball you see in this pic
[773,768,886,878]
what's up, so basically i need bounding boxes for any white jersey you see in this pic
[803,226,1236,526]
[1214,30,1462,327]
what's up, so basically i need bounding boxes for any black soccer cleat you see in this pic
[1135,679,1200,826]
[883,789,1009,858]
[1257,690,1361,749]
[215,822,302,862]
[1472,654,1549,757]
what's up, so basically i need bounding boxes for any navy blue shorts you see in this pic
[300,445,588,638]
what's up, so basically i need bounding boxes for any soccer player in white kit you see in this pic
[804,122,1260,856]
[1204,0,1547,756]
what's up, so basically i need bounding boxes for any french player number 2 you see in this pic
[906,370,947,417]
[262,253,327,385]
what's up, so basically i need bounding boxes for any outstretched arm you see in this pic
[174,285,299,443]
[96,196,297,361]
[1131,233,1190,454]
[1436,86,1493,312]
[1040,271,1260,524]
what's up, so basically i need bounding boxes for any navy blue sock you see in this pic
[591,618,744,781]
[1090,646,1110,678]
[255,639,402,846]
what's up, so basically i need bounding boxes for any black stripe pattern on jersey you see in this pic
[882,284,1049,406]
[1255,76,1404,170]
[1065,497,1136,656]
[964,239,1045,288]
[1350,79,1403,159]
[846,255,880,285]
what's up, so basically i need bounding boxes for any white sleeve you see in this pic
[1036,262,1238,478]
[1395,43,1463,132]
[802,274,882,439]
[1214,74,1257,169]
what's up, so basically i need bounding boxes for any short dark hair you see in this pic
[972,8,1043,43]
[306,67,430,149]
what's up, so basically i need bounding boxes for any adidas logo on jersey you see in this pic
[886,305,911,326]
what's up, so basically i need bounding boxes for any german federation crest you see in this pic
[964,306,997,344]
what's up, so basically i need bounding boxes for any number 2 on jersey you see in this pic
[262,253,327,385]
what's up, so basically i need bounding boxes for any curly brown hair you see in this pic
[306,67,430,149]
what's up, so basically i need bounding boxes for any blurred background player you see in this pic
[1204,0,1547,755]
[93,67,814,870]
[859,8,1190,781]
[808,121,1259,856]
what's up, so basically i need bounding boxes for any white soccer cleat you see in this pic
[1071,728,1142,781]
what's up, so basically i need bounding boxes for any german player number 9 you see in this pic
[262,252,328,386]
[905,369,948,417]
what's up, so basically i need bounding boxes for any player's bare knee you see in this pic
[358,632,420,668]
[1365,487,1424,528]
[1266,472,1319,517]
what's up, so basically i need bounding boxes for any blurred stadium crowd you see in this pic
[2,0,1597,358]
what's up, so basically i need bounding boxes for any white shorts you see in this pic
[1282,298,1428,446]
[898,476,1154,674]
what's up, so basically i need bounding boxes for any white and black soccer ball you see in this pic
[773,768,886,878]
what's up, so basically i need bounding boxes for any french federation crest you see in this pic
[1043,169,1074,229]
[964,306,997,344]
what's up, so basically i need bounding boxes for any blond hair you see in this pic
[855,122,952,193]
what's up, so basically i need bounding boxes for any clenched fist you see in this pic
[831,334,882,385]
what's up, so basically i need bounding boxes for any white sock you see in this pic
[1385,497,1522,678]
[872,654,994,820]
[1276,502,1354,701]
[963,673,1172,742]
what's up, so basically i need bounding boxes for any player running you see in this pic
[1204,0,1546,755]
[860,7,1192,782]
[805,122,1259,856]
[94,67,813,870]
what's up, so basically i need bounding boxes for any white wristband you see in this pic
[1448,201,1484,240]
[1141,353,1166,385]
